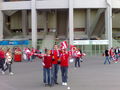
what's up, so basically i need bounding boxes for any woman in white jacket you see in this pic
[4,48,14,75]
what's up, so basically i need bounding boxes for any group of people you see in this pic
[0,42,85,86]
[38,44,85,86]
[104,47,120,64]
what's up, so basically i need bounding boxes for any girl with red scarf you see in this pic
[60,49,69,86]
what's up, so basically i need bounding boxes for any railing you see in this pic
[3,0,30,2]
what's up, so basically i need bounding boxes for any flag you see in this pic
[70,45,76,51]
[60,41,68,49]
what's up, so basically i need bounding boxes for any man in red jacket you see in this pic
[51,44,60,84]
[60,49,69,86]
[42,50,52,86]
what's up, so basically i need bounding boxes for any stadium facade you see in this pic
[0,0,120,55]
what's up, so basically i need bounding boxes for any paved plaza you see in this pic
[0,56,120,90]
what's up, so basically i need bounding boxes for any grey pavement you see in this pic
[0,56,120,90]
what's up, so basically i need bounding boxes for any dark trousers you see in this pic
[53,64,59,83]
[43,68,51,85]
[31,55,36,61]
[75,57,80,67]
[61,67,68,83]
[4,63,12,73]
[0,58,5,71]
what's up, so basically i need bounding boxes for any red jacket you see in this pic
[51,50,60,64]
[43,55,52,68]
[0,50,5,59]
[60,52,69,67]
[74,51,81,58]
[109,49,114,56]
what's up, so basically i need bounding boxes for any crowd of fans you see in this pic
[103,47,120,64]
[0,44,85,87]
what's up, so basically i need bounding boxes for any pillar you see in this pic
[43,11,48,34]
[31,0,37,49]
[0,11,3,39]
[69,0,74,45]
[105,0,112,49]
[86,9,91,39]
[22,10,27,37]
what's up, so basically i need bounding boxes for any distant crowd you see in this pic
[104,47,120,64]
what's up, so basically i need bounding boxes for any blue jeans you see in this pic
[75,57,80,67]
[30,55,36,61]
[61,67,68,83]
[104,56,110,64]
[115,54,119,60]
[43,68,51,85]
[109,56,113,61]
[53,64,59,83]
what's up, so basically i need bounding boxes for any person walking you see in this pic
[74,48,81,68]
[104,49,110,64]
[4,48,14,75]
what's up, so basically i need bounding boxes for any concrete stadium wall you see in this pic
[74,9,85,28]
[10,11,57,29]
[10,11,22,29]
[10,10,120,30]
[112,13,120,28]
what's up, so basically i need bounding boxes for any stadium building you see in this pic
[0,0,120,55]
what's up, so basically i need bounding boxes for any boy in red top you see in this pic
[51,44,60,84]
[42,50,52,86]
[60,49,69,86]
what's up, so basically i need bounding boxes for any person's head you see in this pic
[45,48,48,54]
[7,48,11,53]
[47,50,51,55]
[54,44,58,50]
[61,49,66,53]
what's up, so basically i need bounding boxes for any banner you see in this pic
[0,40,29,45]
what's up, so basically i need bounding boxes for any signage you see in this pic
[73,40,109,45]
[0,40,29,45]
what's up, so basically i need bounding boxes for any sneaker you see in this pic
[2,71,5,75]
[9,72,14,75]
[64,82,67,86]
[62,82,65,86]
[55,82,59,84]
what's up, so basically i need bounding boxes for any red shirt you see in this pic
[74,51,81,58]
[51,50,60,64]
[60,52,69,67]
[0,50,5,59]
[109,49,114,56]
[43,55,52,68]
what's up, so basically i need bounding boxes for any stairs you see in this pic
[74,31,88,40]
[3,10,17,16]
[112,38,120,47]
[41,32,55,50]
[92,13,105,38]
[90,9,105,38]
